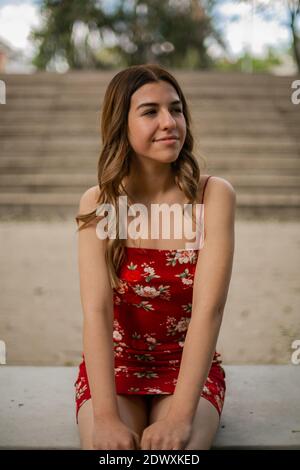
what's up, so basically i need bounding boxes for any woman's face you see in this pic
[127,80,186,165]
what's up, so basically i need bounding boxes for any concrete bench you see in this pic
[0,365,299,450]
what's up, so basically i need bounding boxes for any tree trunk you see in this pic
[290,5,300,72]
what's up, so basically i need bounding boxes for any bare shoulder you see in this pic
[202,176,236,232]
[79,185,100,213]
[77,185,113,315]
[205,176,236,201]
[198,174,235,203]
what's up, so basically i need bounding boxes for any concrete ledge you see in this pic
[0,365,299,450]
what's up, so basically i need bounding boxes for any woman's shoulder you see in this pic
[198,175,236,227]
[198,174,236,200]
[79,185,100,213]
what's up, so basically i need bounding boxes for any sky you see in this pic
[0,0,294,61]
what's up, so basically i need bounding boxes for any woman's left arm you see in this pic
[167,176,236,422]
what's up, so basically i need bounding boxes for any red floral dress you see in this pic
[74,246,226,424]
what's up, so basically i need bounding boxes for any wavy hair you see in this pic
[75,64,204,289]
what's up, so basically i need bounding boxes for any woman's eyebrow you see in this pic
[136,99,182,111]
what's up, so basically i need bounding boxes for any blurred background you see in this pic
[0,0,299,74]
[0,0,299,367]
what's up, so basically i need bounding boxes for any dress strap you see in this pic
[201,175,212,204]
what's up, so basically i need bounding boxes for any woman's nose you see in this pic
[159,110,176,127]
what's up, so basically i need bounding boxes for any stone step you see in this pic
[1,110,299,125]
[0,186,299,201]
[2,98,297,112]
[0,192,299,220]
[0,173,299,187]
[1,140,299,155]
[0,365,299,449]
[0,149,298,159]
[207,159,300,171]
[1,135,299,144]
[2,72,297,85]
[4,84,295,98]
[1,128,299,139]
[1,115,300,136]
[3,72,296,87]
[0,153,299,166]
[2,69,296,82]
[1,121,299,137]
[1,156,299,172]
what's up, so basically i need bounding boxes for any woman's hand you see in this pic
[140,415,193,450]
[92,415,141,450]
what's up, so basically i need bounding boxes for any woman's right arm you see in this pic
[77,186,141,450]
[77,186,120,421]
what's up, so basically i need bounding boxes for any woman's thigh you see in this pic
[77,395,150,450]
[148,395,220,450]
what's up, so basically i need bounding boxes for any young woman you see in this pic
[74,64,236,450]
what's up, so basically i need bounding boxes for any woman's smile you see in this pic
[154,138,179,145]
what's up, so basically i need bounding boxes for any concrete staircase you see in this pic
[0,71,299,220]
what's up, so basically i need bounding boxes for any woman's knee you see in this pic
[184,398,220,450]
[116,394,149,438]
[77,395,150,449]
[77,399,94,450]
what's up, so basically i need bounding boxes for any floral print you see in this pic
[74,247,226,424]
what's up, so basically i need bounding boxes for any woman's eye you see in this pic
[144,108,182,115]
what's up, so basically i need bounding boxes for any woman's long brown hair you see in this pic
[75,64,204,289]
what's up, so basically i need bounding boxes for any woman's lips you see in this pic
[154,138,179,144]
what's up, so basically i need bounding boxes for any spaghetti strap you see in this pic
[201,175,212,204]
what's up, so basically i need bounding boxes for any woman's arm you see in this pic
[77,186,120,421]
[167,177,236,421]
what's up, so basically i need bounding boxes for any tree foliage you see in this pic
[237,0,300,72]
[31,0,227,70]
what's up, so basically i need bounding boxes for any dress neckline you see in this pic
[125,246,199,252]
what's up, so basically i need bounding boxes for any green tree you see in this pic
[215,45,284,73]
[237,0,300,73]
[31,0,228,70]
[31,0,116,69]
[103,0,227,69]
